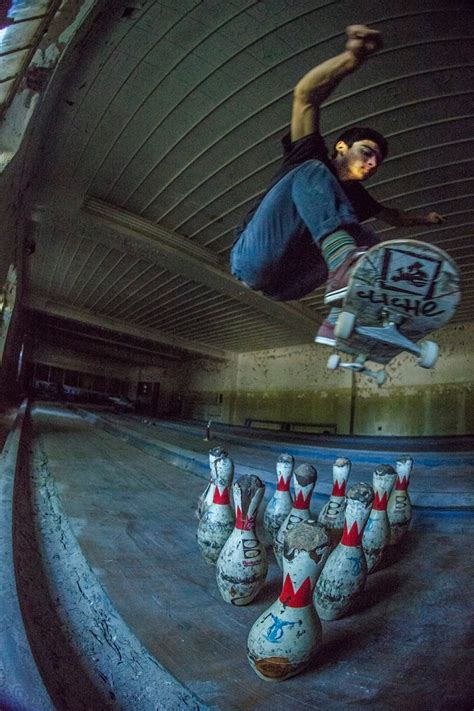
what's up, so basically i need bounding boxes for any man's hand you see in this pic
[346,25,383,61]
[378,207,445,228]
[423,211,444,225]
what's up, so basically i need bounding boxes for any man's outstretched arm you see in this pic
[291,25,383,142]
[377,206,445,227]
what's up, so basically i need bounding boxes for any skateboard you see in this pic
[326,239,461,384]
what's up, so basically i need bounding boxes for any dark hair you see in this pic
[332,126,389,161]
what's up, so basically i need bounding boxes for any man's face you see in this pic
[334,139,383,182]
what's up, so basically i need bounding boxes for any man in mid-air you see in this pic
[230,24,442,345]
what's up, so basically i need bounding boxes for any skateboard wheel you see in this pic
[327,354,341,370]
[375,370,387,386]
[334,311,355,339]
[418,340,438,368]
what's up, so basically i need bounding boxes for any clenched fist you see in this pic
[346,25,383,61]
[424,212,444,225]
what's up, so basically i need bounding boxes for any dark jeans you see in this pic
[230,160,377,301]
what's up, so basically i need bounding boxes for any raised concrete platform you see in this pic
[30,404,474,710]
[0,403,52,710]
[1,403,208,711]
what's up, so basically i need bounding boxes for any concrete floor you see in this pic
[32,405,474,711]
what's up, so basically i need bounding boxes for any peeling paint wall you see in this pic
[0,1,106,401]
[177,355,239,423]
[0,0,100,174]
[177,322,474,436]
[351,323,474,435]
[234,344,352,433]
[128,364,180,415]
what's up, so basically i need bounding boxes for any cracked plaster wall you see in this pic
[177,322,474,436]
[177,355,239,423]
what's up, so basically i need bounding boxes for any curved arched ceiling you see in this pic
[25,0,474,359]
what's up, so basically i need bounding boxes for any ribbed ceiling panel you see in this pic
[25,0,473,359]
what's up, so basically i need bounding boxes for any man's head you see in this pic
[331,127,388,182]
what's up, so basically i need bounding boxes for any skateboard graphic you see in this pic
[325,239,461,385]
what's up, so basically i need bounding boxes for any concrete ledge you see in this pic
[0,401,53,711]
[158,418,474,465]
[12,407,209,710]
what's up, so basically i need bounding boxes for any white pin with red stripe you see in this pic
[314,481,374,620]
[317,457,351,545]
[247,520,330,681]
[196,454,234,564]
[273,463,317,569]
[362,464,397,573]
[216,475,267,605]
[387,456,414,545]
[263,453,294,544]
[196,446,228,520]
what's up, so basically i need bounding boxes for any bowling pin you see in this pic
[387,456,414,545]
[196,446,228,520]
[314,481,374,620]
[317,457,351,545]
[197,454,234,564]
[247,520,330,681]
[216,475,267,605]
[273,463,317,569]
[362,464,396,573]
[263,454,294,543]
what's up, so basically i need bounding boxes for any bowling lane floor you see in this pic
[32,406,473,711]
[82,410,474,509]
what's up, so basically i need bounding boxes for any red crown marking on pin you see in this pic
[279,575,313,607]
[372,492,389,511]
[276,476,291,492]
[235,506,256,530]
[395,476,409,491]
[213,487,230,505]
[331,480,347,497]
[293,490,311,510]
[341,520,362,546]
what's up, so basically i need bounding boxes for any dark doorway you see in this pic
[136,381,160,416]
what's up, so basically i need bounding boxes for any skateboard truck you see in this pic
[327,310,439,384]
[327,353,387,385]
[334,311,439,367]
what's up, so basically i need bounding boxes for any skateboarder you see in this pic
[230,24,443,346]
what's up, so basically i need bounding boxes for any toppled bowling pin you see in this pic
[247,520,330,681]
[387,456,414,545]
[317,457,351,545]
[314,482,374,620]
[196,446,228,520]
[273,464,317,569]
[263,454,294,543]
[216,475,267,605]
[362,464,397,573]
[197,455,234,564]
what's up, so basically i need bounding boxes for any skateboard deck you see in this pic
[329,239,460,378]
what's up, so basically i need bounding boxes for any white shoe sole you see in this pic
[324,287,348,305]
[314,335,337,346]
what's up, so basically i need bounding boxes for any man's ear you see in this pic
[335,140,348,155]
